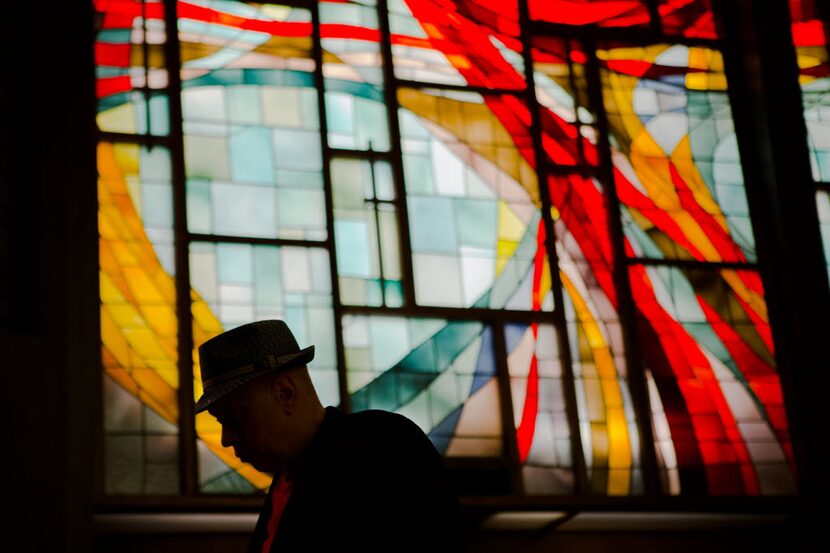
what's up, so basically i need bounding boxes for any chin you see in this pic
[248,458,279,474]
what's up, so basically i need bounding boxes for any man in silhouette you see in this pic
[195,319,462,552]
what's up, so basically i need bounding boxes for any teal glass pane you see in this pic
[398,87,553,311]
[180,1,326,240]
[505,322,574,495]
[95,0,170,136]
[321,0,389,150]
[332,158,403,307]
[343,315,502,457]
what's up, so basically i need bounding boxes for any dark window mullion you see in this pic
[395,78,525,96]
[645,0,662,34]
[625,257,758,270]
[492,319,524,494]
[377,0,417,308]
[162,0,197,497]
[519,0,589,496]
[98,131,170,147]
[528,20,721,48]
[582,35,662,497]
[311,1,351,413]
[329,146,394,161]
[339,303,564,323]
[187,232,327,250]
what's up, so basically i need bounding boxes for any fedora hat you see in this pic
[194,319,315,414]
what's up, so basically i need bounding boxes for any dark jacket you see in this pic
[247,406,462,552]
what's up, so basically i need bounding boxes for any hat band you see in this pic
[202,351,303,389]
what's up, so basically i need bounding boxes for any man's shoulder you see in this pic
[325,406,433,452]
[343,408,421,431]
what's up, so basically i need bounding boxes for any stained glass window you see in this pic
[95,0,171,135]
[95,0,802,501]
[789,0,830,280]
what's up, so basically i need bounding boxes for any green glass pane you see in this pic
[373,161,395,200]
[227,86,262,125]
[335,220,372,278]
[326,92,355,137]
[183,87,226,122]
[186,179,212,234]
[332,159,366,208]
[355,97,390,150]
[253,247,282,308]
[217,243,253,284]
[230,126,274,184]
[408,196,458,253]
[272,129,322,171]
[378,207,401,279]
[184,135,230,180]
[278,188,326,232]
[212,183,276,238]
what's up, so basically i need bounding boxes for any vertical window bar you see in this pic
[162,0,197,496]
[377,0,416,308]
[140,0,151,134]
[582,36,661,497]
[564,38,587,168]
[365,145,389,307]
[313,1,352,412]
[646,0,662,33]
[518,0,588,495]
[492,319,524,494]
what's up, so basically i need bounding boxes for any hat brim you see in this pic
[194,345,315,414]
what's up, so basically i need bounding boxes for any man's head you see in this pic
[206,364,325,475]
[194,319,325,476]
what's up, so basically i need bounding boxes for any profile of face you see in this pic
[207,370,299,474]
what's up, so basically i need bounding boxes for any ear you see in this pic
[269,372,297,412]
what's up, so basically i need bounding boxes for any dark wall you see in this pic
[2,3,98,552]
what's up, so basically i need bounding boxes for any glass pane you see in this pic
[529,0,650,27]
[190,242,338,493]
[332,158,403,307]
[398,87,554,310]
[95,0,170,135]
[556,221,643,494]
[343,315,502,457]
[658,0,717,39]
[388,0,524,89]
[179,1,326,240]
[790,0,830,182]
[321,0,390,150]
[98,141,179,494]
[629,265,796,495]
[532,36,599,167]
[506,322,574,494]
[817,190,830,281]
[600,44,756,263]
